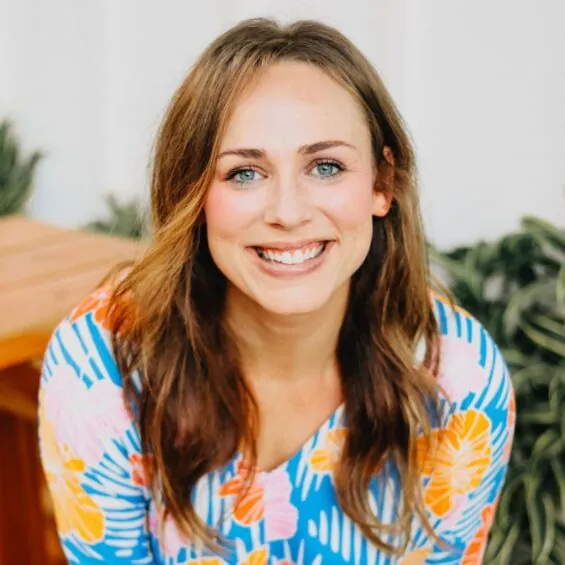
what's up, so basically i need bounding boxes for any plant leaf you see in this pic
[522,215,565,256]
[0,120,42,215]
[497,471,525,529]
[525,474,544,562]
[557,264,565,306]
[503,281,553,337]
[428,246,469,281]
[520,407,558,425]
[487,519,521,564]
[511,363,553,393]
[551,520,565,564]
[549,458,565,514]
[520,318,565,357]
[530,430,563,468]
[527,311,565,338]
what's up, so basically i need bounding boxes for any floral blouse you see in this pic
[38,286,515,564]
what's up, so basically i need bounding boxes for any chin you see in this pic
[254,286,337,317]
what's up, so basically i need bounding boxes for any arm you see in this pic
[415,311,515,563]
[38,317,155,564]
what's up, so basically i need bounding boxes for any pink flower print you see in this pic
[218,461,298,541]
[150,504,189,558]
[438,492,468,532]
[218,461,264,526]
[162,514,189,558]
[43,366,132,465]
[148,503,159,538]
[262,468,298,542]
[438,338,487,404]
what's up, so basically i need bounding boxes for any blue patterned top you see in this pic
[38,285,514,564]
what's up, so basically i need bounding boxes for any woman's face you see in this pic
[204,61,391,316]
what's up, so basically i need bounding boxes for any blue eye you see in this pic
[312,161,342,178]
[228,168,260,185]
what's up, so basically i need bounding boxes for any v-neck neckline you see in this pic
[235,402,346,478]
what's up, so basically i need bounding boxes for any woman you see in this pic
[38,18,514,565]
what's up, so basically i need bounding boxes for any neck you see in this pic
[224,284,349,385]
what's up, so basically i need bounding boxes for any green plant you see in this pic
[86,194,148,239]
[0,120,42,215]
[430,216,565,564]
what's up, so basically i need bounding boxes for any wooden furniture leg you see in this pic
[0,363,64,565]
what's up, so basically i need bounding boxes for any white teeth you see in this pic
[257,243,326,265]
[281,251,293,264]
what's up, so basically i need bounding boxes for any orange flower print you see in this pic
[462,527,487,565]
[130,453,152,487]
[218,462,298,541]
[417,409,492,517]
[70,285,111,323]
[238,547,268,565]
[398,546,431,564]
[39,403,105,543]
[462,506,495,565]
[69,278,133,334]
[416,433,437,476]
[218,461,264,526]
[309,428,347,473]
[481,503,496,533]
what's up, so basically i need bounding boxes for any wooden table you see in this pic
[0,215,143,565]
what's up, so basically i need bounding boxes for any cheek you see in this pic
[204,184,259,238]
[320,179,376,230]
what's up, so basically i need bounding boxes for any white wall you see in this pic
[402,0,565,247]
[1,0,563,248]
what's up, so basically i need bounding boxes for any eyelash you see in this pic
[312,159,345,177]
[224,159,345,184]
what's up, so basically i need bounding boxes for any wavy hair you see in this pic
[110,17,443,555]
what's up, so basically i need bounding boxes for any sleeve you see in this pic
[416,306,516,564]
[38,317,156,564]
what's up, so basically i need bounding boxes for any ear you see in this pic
[372,190,393,217]
[372,146,395,217]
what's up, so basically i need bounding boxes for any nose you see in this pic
[263,174,312,229]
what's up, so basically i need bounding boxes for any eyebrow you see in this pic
[217,140,356,160]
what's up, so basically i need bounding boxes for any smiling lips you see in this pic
[253,241,328,265]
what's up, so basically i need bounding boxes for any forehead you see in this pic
[219,61,370,150]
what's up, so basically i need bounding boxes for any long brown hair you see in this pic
[110,17,443,555]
